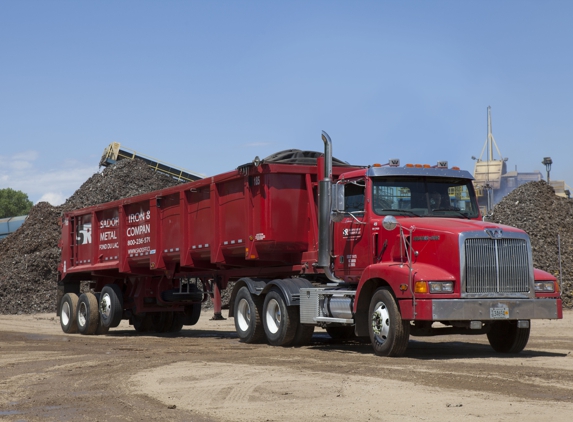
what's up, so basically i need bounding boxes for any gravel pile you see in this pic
[488,181,573,308]
[0,160,181,314]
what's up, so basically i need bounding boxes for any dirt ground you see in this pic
[1,310,573,422]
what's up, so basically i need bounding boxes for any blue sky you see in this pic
[1,0,572,204]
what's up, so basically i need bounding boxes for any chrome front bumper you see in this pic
[431,298,561,320]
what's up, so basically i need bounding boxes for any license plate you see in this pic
[490,305,509,319]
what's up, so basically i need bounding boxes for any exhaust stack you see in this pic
[318,131,344,284]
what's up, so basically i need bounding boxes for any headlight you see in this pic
[428,281,454,293]
[534,281,555,292]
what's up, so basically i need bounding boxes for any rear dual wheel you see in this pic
[263,289,298,347]
[77,292,100,335]
[60,293,79,334]
[234,286,264,343]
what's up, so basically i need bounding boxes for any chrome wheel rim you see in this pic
[237,298,251,332]
[265,298,281,334]
[371,301,390,344]
[100,293,112,322]
[78,302,88,327]
[61,302,71,326]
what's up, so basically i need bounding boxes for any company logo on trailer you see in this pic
[77,223,92,245]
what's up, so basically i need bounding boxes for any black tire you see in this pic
[148,312,168,333]
[181,304,201,326]
[99,284,123,329]
[487,321,530,353]
[132,313,150,332]
[326,326,355,341]
[60,293,79,334]
[234,286,265,343]
[368,287,410,357]
[77,292,100,335]
[290,324,314,347]
[168,313,184,333]
[262,288,297,347]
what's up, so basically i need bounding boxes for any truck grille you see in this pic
[464,238,531,294]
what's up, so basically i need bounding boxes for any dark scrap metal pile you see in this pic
[488,180,573,308]
[0,160,181,314]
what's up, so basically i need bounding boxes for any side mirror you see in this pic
[331,184,345,222]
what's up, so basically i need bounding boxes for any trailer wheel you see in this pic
[148,312,167,333]
[132,314,150,332]
[181,304,201,326]
[77,292,100,335]
[487,321,530,353]
[262,289,297,347]
[326,326,355,341]
[368,288,410,357]
[234,286,264,343]
[168,313,184,333]
[99,284,123,329]
[60,293,79,334]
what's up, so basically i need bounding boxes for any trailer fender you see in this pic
[228,278,267,317]
[262,277,313,307]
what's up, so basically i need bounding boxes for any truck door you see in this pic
[333,180,371,279]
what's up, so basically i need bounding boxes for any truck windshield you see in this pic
[371,176,479,218]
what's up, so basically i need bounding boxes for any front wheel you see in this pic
[368,288,410,357]
[262,289,297,346]
[487,321,530,353]
[234,287,264,343]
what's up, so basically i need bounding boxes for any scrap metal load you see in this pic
[99,142,205,182]
[58,132,562,357]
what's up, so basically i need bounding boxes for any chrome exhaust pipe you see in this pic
[319,131,344,284]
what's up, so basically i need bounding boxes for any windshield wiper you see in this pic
[431,208,470,219]
[377,209,419,217]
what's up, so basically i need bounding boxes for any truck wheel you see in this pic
[290,324,314,347]
[368,288,410,357]
[60,293,79,334]
[262,289,297,347]
[326,326,355,341]
[77,292,100,335]
[99,284,123,329]
[487,321,530,353]
[234,286,264,343]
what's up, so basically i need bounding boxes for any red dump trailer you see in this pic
[57,132,562,356]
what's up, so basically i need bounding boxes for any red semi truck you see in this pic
[57,132,562,356]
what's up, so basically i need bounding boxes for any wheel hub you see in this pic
[237,298,251,331]
[371,302,390,343]
[61,302,71,325]
[265,299,281,334]
[100,293,112,320]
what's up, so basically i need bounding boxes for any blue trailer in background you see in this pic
[0,215,27,240]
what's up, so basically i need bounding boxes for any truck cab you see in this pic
[299,156,562,356]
